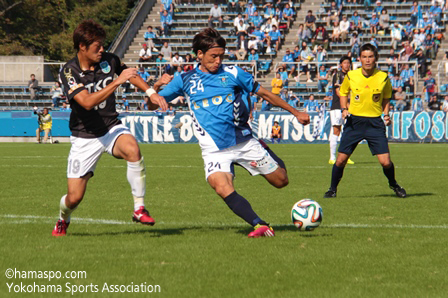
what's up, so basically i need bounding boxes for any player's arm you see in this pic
[382,78,393,126]
[339,74,350,119]
[256,86,310,125]
[129,75,167,111]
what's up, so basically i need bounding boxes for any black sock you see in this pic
[330,164,345,191]
[383,162,397,187]
[224,191,266,226]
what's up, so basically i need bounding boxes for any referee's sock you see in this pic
[330,164,345,191]
[224,191,267,227]
[383,162,398,187]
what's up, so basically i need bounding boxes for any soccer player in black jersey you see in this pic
[52,20,167,236]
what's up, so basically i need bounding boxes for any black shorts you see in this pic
[338,115,389,156]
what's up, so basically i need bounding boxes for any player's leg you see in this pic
[329,125,341,163]
[111,131,155,225]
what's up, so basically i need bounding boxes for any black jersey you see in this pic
[59,52,127,138]
[330,70,347,111]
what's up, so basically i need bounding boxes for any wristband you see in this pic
[145,88,156,98]
[384,115,390,119]
[341,108,348,111]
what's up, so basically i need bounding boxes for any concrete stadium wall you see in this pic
[0,56,44,83]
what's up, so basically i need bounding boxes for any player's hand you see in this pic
[342,109,348,119]
[150,93,168,111]
[115,68,138,85]
[296,111,310,125]
[158,73,173,86]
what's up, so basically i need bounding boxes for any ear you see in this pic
[197,50,204,61]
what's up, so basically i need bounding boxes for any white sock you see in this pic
[127,157,146,211]
[329,133,339,160]
[59,194,77,223]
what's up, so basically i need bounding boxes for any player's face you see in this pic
[199,47,225,74]
[82,41,104,63]
[341,60,351,72]
[360,50,376,71]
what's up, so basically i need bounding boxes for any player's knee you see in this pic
[381,160,392,168]
[66,192,84,209]
[124,145,141,162]
[213,184,233,198]
[272,171,289,188]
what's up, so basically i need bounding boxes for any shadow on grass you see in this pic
[236,225,333,237]
[353,192,435,198]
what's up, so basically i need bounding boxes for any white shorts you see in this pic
[330,109,343,126]
[202,138,279,180]
[67,124,132,178]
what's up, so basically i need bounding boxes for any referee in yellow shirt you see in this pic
[324,44,406,198]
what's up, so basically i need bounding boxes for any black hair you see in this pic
[73,19,106,51]
[359,43,379,60]
[192,28,226,55]
[339,55,352,64]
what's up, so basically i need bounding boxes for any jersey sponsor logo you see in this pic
[100,61,111,74]
[85,77,113,93]
[64,68,84,94]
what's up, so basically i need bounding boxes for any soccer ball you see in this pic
[291,199,323,231]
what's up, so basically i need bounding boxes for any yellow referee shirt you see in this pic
[339,68,392,117]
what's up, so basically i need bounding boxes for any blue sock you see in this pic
[330,164,345,191]
[224,191,266,226]
[383,162,397,187]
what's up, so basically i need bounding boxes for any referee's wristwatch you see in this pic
[341,108,348,111]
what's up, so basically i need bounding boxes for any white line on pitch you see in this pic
[1,215,447,229]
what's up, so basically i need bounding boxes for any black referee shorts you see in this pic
[338,115,389,156]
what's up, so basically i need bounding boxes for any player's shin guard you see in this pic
[127,157,146,211]
[329,133,338,160]
[59,194,77,223]
[383,162,398,187]
[330,164,345,191]
[224,191,267,227]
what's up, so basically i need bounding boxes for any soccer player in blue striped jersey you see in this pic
[151,28,310,238]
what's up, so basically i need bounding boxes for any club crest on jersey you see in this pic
[354,94,360,101]
[372,93,381,102]
[100,61,111,74]
[218,75,229,87]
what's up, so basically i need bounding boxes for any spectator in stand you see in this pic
[263,2,275,20]
[386,49,398,74]
[228,49,237,61]
[293,45,301,61]
[373,0,383,15]
[391,74,404,92]
[234,13,244,30]
[161,42,173,62]
[236,35,249,60]
[271,15,281,29]
[250,11,263,28]
[417,15,433,30]
[244,1,257,20]
[429,2,442,25]
[364,0,372,11]
[317,65,329,93]
[369,35,378,49]
[331,20,342,43]
[350,32,360,58]
[416,49,428,78]
[399,41,414,62]
[184,53,194,72]
[156,53,167,74]
[248,49,259,66]
[400,64,414,92]
[423,72,437,101]
[51,81,63,108]
[171,52,184,70]
[423,34,436,59]
[394,86,407,111]
[138,43,152,64]
[122,95,130,112]
[28,74,39,100]
[281,49,295,78]
[443,95,448,112]
[379,9,390,33]
[296,24,305,44]
[315,45,327,69]
[304,94,318,112]
[267,25,281,53]
[236,19,249,39]
[305,10,317,36]
[161,10,173,37]
[428,94,441,110]
[137,67,150,84]
[350,11,362,32]
[278,67,289,86]
[410,1,421,27]
[174,66,184,78]
[411,28,425,50]
[404,21,413,40]
[313,25,329,50]
[282,3,294,29]
[247,35,258,51]
[339,15,350,42]
[160,0,174,16]
[274,6,283,21]
[288,92,300,108]
[60,102,71,112]
[434,31,445,54]
[271,72,283,96]
[261,17,273,35]
[391,23,403,50]
[143,26,159,52]
[228,0,240,13]
[252,26,266,52]
[326,2,340,27]
[208,3,223,28]
[412,94,423,111]
[369,13,379,35]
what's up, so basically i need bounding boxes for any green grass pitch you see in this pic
[0,143,447,297]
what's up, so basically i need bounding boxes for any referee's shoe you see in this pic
[390,184,407,198]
